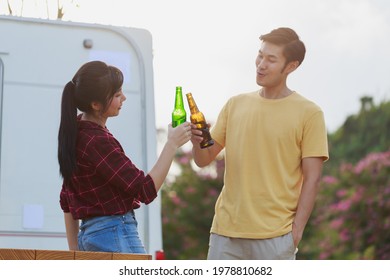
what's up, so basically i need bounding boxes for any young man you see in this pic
[191,27,329,259]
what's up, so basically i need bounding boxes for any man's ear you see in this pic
[284,61,300,74]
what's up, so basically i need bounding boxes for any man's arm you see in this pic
[191,126,223,167]
[292,157,324,247]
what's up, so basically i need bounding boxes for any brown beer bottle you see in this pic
[186,92,214,149]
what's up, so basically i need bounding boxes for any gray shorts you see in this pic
[207,232,297,260]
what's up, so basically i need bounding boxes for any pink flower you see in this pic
[185,186,196,194]
[171,195,181,206]
[208,188,219,197]
[178,156,190,165]
[330,218,344,229]
[351,187,364,203]
[336,189,348,198]
[319,252,330,260]
[162,216,169,224]
[322,175,339,185]
[339,229,350,241]
[354,150,390,174]
[335,200,352,211]
[340,163,353,173]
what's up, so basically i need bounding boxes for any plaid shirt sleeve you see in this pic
[89,132,157,205]
[59,184,70,212]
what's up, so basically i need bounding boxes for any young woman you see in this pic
[58,61,191,253]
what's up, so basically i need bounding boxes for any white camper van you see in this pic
[0,15,162,258]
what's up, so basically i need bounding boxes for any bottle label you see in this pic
[172,117,186,127]
[199,127,214,148]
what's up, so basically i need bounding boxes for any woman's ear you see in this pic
[91,101,102,112]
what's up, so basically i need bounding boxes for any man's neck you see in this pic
[260,86,292,99]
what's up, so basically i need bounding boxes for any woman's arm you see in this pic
[64,212,79,250]
[148,122,192,192]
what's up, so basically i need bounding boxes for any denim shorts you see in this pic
[78,211,146,254]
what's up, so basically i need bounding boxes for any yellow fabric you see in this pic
[210,91,329,239]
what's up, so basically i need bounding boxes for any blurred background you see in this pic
[2,0,389,259]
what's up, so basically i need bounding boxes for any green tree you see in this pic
[300,97,390,259]
[161,149,224,259]
[325,98,390,175]
[301,150,390,259]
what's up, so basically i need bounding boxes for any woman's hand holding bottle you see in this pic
[167,122,192,149]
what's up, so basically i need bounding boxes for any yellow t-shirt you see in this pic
[210,91,329,239]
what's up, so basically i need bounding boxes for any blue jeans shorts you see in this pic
[78,211,146,254]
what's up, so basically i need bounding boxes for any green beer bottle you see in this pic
[172,86,187,127]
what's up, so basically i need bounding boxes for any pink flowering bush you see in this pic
[301,149,390,259]
[161,150,224,259]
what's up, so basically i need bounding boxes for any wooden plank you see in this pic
[112,253,152,260]
[0,248,35,260]
[75,251,113,260]
[0,248,152,260]
[36,249,75,260]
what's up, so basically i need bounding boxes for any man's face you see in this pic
[255,42,289,87]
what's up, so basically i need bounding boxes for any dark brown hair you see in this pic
[58,61,124,180]
[260,27,306,67]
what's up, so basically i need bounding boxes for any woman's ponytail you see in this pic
[58,81,78,180]
[58,61,124,181]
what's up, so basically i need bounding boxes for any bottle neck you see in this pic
[186,94,199,114]
[175,90,184,108]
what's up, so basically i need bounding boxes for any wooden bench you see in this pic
[0,248,152,260]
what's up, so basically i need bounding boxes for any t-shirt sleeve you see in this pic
[301,110,329,161]
[211,99,231,147]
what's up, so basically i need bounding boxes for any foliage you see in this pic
[300,150,390,259]
[161,150,224,260]
[300,97,390,259]
[325,99,390,174]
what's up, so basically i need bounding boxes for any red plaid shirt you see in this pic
[60,118,157,220]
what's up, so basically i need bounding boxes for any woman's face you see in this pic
[103,89,126,118]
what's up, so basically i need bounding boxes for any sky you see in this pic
[4,0,390,133]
